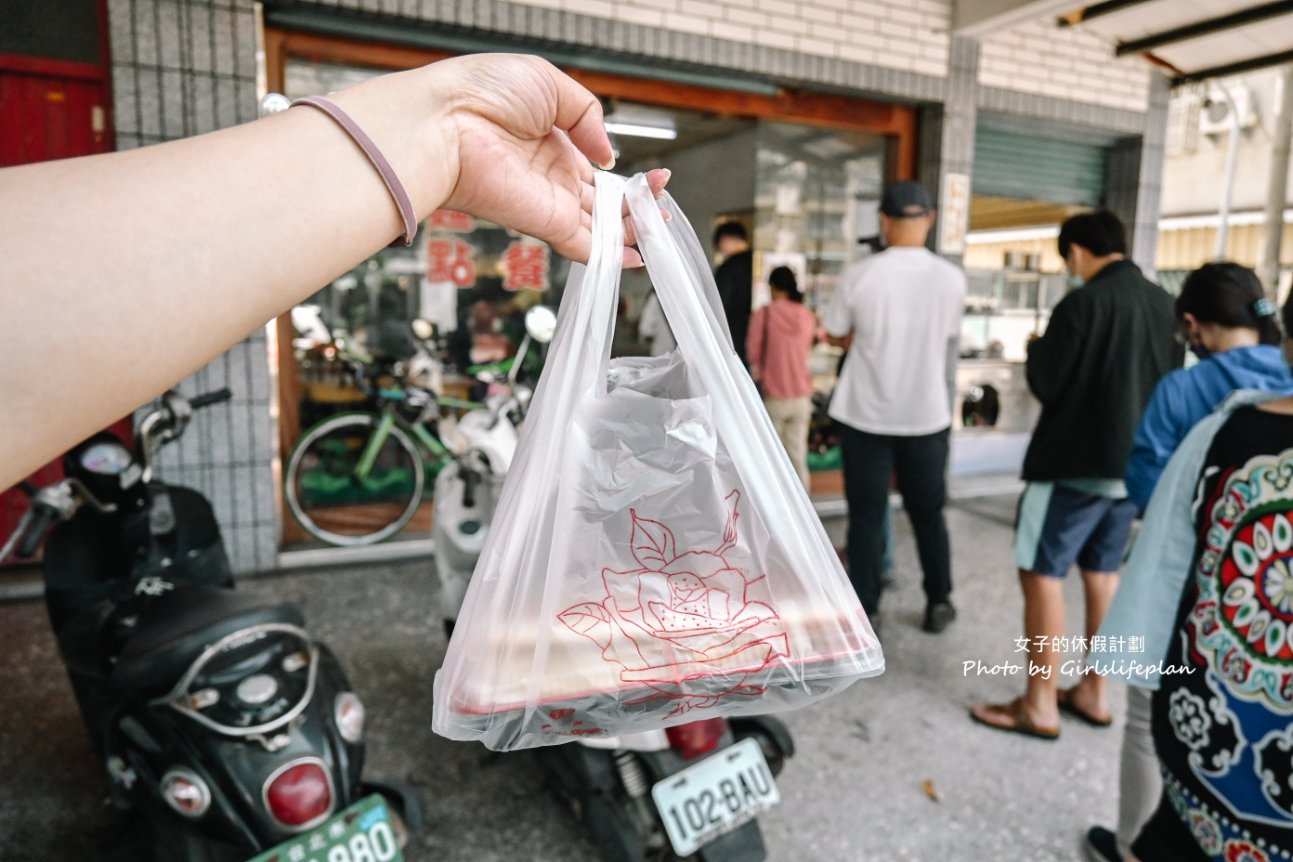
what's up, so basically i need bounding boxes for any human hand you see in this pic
[424,54,669,266]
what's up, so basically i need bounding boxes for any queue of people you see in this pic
[710,181,1293,861]
[951,212,1293,862]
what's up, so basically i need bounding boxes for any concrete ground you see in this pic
[0,494,1127,861]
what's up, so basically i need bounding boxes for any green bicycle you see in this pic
[284,327,490,546]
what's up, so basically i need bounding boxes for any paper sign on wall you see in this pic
[938,172,971,255]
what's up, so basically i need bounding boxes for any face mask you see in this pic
[1067,274,1084,290]
[1189,342,1211,361]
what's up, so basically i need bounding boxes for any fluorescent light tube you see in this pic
[604,121,677,140]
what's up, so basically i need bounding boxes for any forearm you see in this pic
[0,51,641,489]
[0,68,450,487]
[1125,397,1177,511]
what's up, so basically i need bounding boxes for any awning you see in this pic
[1059,0,1293,85]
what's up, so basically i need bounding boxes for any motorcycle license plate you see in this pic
[245,794,403,862]
[651,737,780,856]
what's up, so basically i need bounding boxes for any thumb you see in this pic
[544,61,614,170]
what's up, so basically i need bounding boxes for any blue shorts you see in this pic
[1013,482,1136,576]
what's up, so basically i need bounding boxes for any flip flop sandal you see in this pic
[1057,687,1113,727]
[969,698,1060,741]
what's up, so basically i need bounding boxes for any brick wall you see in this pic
[504,0,955,77]
[493,0,1150,112]
[978,18,1151,113]
[282,0,1152,131]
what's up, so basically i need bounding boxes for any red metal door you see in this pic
[0,69,111,166]
[1,53,120,560]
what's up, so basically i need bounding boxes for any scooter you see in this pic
[432,305,554,635]
[536,715,794,862]
[432,309,795,862]
[2,388,416,862]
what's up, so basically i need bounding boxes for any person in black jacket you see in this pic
[713,221,753,367]
[971,210,1181,741]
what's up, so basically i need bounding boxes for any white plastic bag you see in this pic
[432,172,883,751]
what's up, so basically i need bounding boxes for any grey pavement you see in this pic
[0,495,1125,861]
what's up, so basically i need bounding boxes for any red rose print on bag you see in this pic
[558,490,789,716]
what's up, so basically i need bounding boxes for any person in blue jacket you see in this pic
[1124,262,1292,512]
[1083,261,1293,862]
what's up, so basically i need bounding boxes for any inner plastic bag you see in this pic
[431,172,883,751]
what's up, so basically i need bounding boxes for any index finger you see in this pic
[544,62,615,170]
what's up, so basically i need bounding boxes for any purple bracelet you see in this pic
[292,95,417,247]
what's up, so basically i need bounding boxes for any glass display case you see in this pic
[961,268,1069,362]
[752,122,887,314]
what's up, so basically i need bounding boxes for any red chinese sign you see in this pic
[501,242,550,292]
[426,238,476,288]
[428,209,476,233]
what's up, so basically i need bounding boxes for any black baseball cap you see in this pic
[880,180,933,218]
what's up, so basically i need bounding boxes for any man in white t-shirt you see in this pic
[822,180,966,635]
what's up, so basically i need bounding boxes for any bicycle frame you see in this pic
[353,401,450,483]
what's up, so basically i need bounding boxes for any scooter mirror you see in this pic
[411,318,436,341]
[524,306,557,344]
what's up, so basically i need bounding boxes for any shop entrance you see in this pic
[264,30,915,551]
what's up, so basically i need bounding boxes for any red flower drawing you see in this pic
[558,490,789,716]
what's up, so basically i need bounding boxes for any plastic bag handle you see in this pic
[621,174,814,527]
[587,173,736,386]
[462,175,628,583]
[623,177,744,372]
[654,193,736,350]
[621,174,751,399]
[590,173,627,393]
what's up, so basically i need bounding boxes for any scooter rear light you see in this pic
[666,718,727,761]
[334,692,365,744]
[264,759,333,829]
[161,768,211,818]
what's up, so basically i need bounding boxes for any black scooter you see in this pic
[536,714,793,862]
[3,389,416,862]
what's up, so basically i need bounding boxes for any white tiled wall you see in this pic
[511,0,954,77]
[109,0,278,575]
[978,18,1152,112]
[500,0,1152,112]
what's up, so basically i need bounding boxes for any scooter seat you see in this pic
[110,586,305,695]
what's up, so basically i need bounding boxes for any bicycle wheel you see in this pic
[285,413,425,546]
